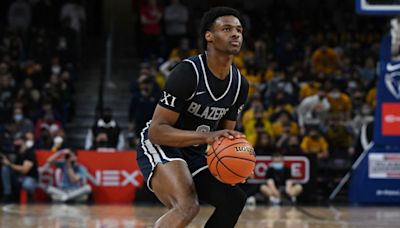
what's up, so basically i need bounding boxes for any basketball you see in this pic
[207,137,256,185]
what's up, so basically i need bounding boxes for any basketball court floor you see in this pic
[1,204,399,227]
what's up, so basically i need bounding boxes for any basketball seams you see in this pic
[207,141,247,169]
[207,137,255,184]
[218,155,256,163]
[218,158,247,179]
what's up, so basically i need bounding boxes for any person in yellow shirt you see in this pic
[299,81,321,100]
[366,87,376,109]
[327,86,352,120]
[300,128,329,159]
[243,106,274,146]
[271,111,299,137]
[311,45,340,75]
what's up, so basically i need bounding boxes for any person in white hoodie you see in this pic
[297,86,330,134]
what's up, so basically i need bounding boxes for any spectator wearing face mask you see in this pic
[11,107,34,145]
[326,86,352,120]
[1,134,38,203]
[260,153,303,204]
[297,86,330,134]
[34,113,63,140]
[85,107,125,150]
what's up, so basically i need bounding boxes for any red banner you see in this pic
[36,150,144,204]
[248,156,310,184]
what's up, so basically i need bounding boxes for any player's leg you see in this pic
[151,160,200,228]
[194,169,246,228]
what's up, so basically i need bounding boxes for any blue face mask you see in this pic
[14,114,23,122]
[271,162,284,170]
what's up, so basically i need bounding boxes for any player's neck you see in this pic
[205,50,233,80]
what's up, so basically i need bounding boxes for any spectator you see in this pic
[299,80,321,101]
[168,37,197,60]
[271,110,299,138]
[297,86,330,133]
[326,85,352,120]
[11,107,34,144]
[34,112,63,141]
[311,45,340,75]
[85,107,124,150]
[1,134,38,203]
[357,57,376,87]
[265,91,294,120]
[17,78,41,116]
[8,0,31,33]
[260,153,303,204]
[253,131,275,155]
[300,128,329,159]
[44,149,91,203]
[323,114,353,158]
[242,97,274,146]
[140,0,163,58]
[164,0,189,53]
[129,75,160,145]
[275,125,300,155]
[0,73,15,122]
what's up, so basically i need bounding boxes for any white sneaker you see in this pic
[245,196,256,210]
[269,197,281,205]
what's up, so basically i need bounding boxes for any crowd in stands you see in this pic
[128,0,384,202]
[0,0,385,204]
[0,0,85,203]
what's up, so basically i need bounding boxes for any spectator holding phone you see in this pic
[44,149,91,203]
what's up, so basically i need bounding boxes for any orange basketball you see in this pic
[207,137,256,185]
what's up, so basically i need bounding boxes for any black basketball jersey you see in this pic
[156,54,248,151]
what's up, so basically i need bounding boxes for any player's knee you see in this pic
[175,198,200,223]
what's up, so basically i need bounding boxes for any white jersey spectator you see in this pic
[297,92,330,129]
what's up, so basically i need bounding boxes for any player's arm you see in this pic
[148,63,242,147]
[149,106,241,147]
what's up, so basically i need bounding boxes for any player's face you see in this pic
[208,15,243,55]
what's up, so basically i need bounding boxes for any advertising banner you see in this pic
[36,150,144,204]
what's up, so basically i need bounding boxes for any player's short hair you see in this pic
[199,7,245,51]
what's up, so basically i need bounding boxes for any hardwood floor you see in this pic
[1,204,399,227]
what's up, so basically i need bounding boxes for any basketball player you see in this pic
[136,7,249,227]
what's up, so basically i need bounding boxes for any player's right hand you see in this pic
[206,129,245,145]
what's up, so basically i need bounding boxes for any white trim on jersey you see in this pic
[232,68,242,105]
[183,59,200,101]
[192,166,208,177]
[155,144,187,164]
[140,121,156,191]
[199,54,233,102]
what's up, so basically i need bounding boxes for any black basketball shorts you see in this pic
[136,124,208,192]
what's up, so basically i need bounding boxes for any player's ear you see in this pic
[205,31,213,42]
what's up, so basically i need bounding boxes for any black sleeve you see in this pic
[284,168,291,180]
[24,150,36,164]
[223,75,249,121]
[158,62,197,112]
[266,168,274,180]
